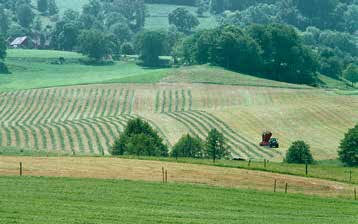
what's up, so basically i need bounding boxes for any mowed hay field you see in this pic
[2,176,358,224]
[0,81,357,160]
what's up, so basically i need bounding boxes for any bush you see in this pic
[0,62,9,74]
[171,134,204,158]
[338,125,358,166]
[111,118,168,157]
[285,141,314,164]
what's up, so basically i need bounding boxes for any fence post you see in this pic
[273,179,277,192]
[305,162,308,176]
[264,159,267,169]
[350,170,352,183]
[285,183,288,194]
[162,167,165,184]
[19,162,23,176]
[165,170,168,183]
[248,160,251,167]
[354,188,357,201]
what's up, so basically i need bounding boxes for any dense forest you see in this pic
[0,0,357,85]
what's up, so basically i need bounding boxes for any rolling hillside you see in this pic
[1,50,358,161]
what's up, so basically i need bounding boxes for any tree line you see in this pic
[112,118,358,167]
[0,0,356,85]
[111,118,230,162]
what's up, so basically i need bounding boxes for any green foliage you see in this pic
[343,64,358,86]
[339,125,358,166]
[111,118,168,157]
[171,134,204,158]
[248,24,318,85]
[37,0,48,13]
[0,35,8,74]
[135,30,168,67]
[0,5,9,35]
[205,128,229,162]
[78,29,114,61]
[285,141,314,164]
[121,42,134,55]
[16,3,34,28]
[169,7,199,34]
[48,0,59,15]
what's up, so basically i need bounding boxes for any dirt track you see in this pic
[1,156,357,199]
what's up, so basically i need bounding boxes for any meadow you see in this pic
[1,175,357,224]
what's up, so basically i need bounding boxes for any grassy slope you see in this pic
[1,49,169,91]
[1,176,357,224]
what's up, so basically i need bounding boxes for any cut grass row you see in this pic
[156,89,192,113]
[2,176,357,224]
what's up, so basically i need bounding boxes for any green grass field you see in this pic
[2,49,169,92]
[1,176,357,224]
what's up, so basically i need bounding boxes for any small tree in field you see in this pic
[171,134,204,158]
[338,125,358,166]
[285,141,314,164]
[111,118,168,157]
[205,129,229,163]
[0,35,8,74]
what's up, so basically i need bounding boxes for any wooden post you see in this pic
[162,167,165,184]
[165,170,168,183]
[354,188,357,201]
[248,160,251,167]
[19,162,22,176]
[349,170,352,183]
[305,163,308,176]
[273,179,277,192]
[264,159,267,168]
[285,183,288,194]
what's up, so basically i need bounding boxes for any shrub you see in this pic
[111,118,168,157]
[171,134,204,158]
[285,141,314,164]
[338,125,358,166]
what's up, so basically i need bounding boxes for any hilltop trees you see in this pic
[37,0,48,14]
[169,8,199,34]
[16,3,34,28]
[247,24,318,84]
[285,141,314,164]
[135,30,168,67]
[339,125,358,166]
[0,5,9,35]
[111,118,168,157]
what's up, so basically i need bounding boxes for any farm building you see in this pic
[10,36,35,48]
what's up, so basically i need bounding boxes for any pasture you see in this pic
[1,175,358,224]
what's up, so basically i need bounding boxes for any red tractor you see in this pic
[260,131,279,148]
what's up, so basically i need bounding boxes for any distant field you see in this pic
[146,4,218,30]
[1,176,357,224]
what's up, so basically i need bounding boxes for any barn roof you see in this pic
[10,36,28,46]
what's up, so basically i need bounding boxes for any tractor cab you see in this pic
[269,138,279,148]
[259,131,279,148]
